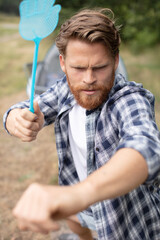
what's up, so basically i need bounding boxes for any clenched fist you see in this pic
[6,101,44,142]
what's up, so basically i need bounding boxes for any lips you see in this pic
[83,90,97,95]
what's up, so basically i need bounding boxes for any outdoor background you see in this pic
[0,0,160,239]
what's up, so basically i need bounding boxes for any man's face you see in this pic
[60,39,119,110]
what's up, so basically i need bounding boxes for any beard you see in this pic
[66,72,115,110]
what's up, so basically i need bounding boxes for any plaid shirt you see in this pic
[3,74,160,239]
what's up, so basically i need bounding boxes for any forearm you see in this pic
[12,148,148,231]
[51,148,148,217]
[81,148,148,207]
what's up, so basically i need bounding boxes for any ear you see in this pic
[59,54,66,73]
[114,53,119,71]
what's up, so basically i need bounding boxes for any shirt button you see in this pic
[96,147,100,152]
[55,122,59,127]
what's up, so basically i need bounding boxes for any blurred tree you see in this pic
[0,0,21,14]
[116,0,160,51]
[57,0,160,51]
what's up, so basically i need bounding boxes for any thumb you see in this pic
[33,101,44,128]
[33,101,42,116]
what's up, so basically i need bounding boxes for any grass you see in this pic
[0,27,18,36]
[0,13,159,127]
[0,12,19,23]
[120,44,160,96]
[120,44,160,128]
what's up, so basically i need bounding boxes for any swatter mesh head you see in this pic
[19,0,61,41]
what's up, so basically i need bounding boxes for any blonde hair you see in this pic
[56,8,121,58]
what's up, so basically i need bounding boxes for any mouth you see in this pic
[82,89,98,95]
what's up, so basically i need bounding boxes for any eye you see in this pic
[93,66,107,71]
[74,67,86,71]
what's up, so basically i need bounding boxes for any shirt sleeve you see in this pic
[113,91,160,184]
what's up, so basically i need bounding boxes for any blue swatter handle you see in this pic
[29,39,41,113]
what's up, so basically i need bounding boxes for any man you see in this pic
[3,8,160,240]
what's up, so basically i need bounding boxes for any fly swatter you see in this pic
[19,0,61,112]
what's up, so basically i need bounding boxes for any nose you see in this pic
[83,69,96,85]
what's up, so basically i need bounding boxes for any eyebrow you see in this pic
[70,63,109,69]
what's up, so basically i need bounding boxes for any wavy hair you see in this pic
[56,8,121,58]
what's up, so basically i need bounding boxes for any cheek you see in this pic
[97,70,113,82]
[99,70,115,87]
[66,72,80,88]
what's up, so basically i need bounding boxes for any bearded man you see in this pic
[3,8,160,240]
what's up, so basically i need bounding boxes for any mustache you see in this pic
[72,83,105,91]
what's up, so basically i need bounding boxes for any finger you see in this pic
[20,108,38,122]
[33,101,42,117]
[17,219,49,234]
[18,220,29,231]
[15,213,60,234]
[14,204,60,234]
[19,132,37,142]
[14,123,37,141]
[43,219,60,231]
[16,103,44,134]
[27,220,60,234]
[16,115,40,131]
[24,222,49,234]
[33,101,44,127]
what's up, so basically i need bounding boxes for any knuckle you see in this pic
[14,118,20,128]
[13,209,19,218]
[22,137,35,142]
[25,121,33,129]
[30,182,40,188]
[21,108,29,118]
[13,128,19,137]
[25,129,32,137]
[21,138,28,142]
[21,135,33,142]
[18,223,28,231]
[25,129,37,137]
[31,218,44,225]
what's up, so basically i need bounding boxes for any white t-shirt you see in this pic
[68,104,87,181]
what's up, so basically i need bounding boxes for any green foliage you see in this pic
[0,0,21,14]
[118,1,160,52]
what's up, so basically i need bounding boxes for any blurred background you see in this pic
[0,0,160,239]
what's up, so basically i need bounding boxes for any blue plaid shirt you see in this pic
[3,74,160,239]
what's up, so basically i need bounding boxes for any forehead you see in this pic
[65,39,113,65]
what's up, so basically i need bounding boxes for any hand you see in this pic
[13,183,60,234]
[12,183,89,234]
[6,101,44,142]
